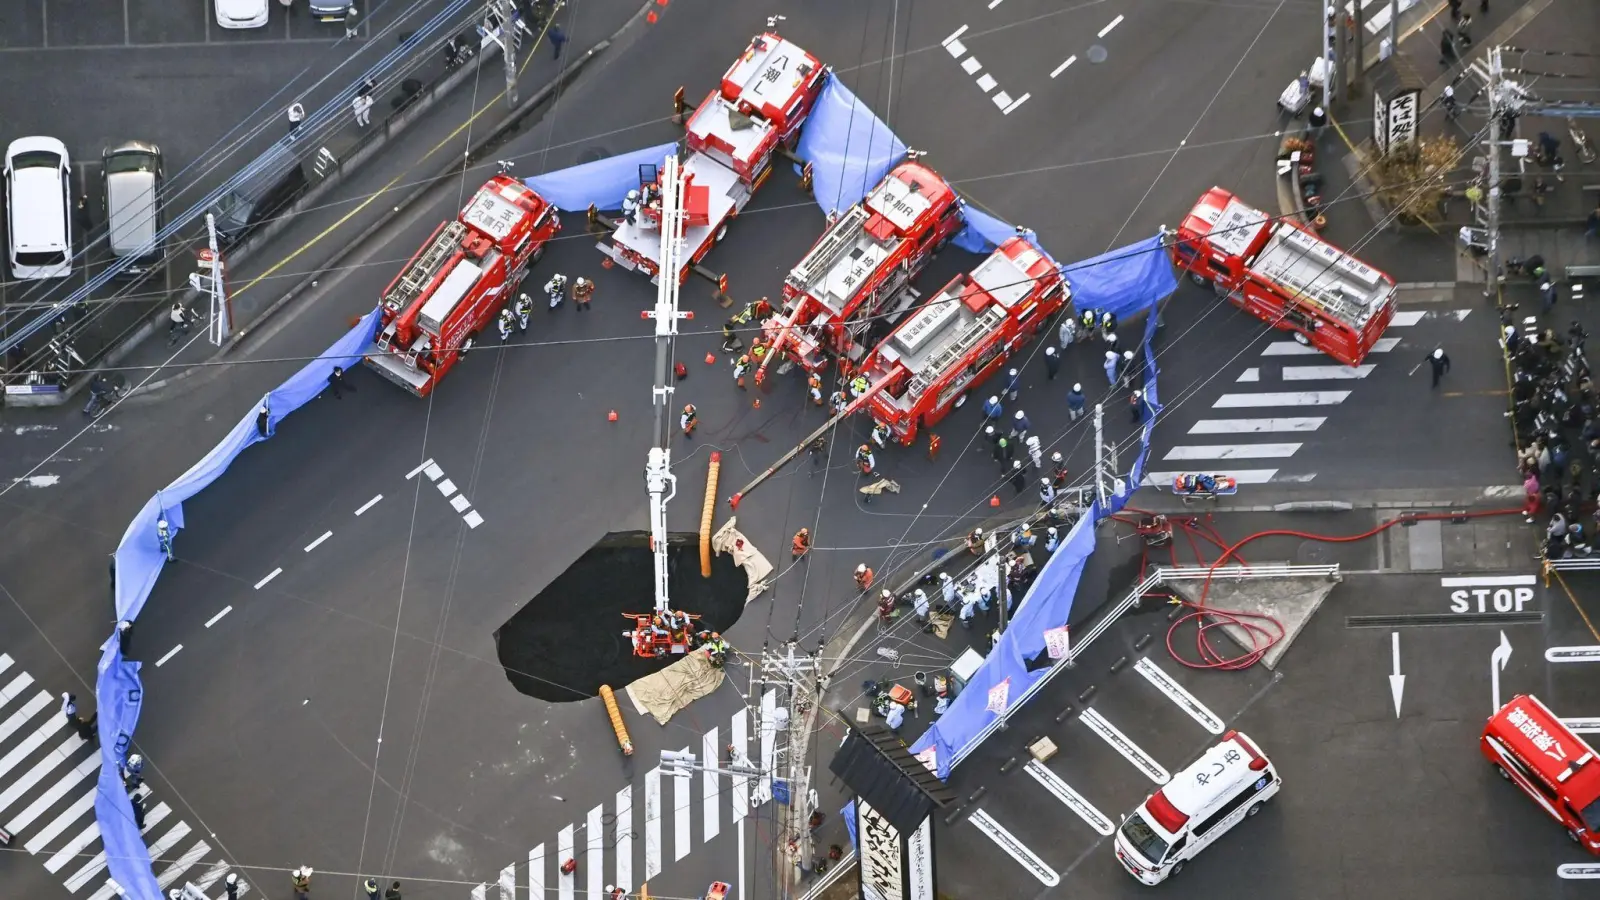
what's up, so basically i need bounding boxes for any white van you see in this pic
[1114,730,1280,884]
[5,137,73,281]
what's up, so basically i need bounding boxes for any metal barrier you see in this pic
[1545,557,1600,572]
[797,848,858,900]
[1161,564,1342,581]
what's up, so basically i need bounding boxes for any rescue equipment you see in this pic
[598,684,634,756]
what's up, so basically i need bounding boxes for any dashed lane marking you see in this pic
[204,606,232,628]
[961,56,983,74]
[405,458,436,480]
[1050,55,1076,78]
[354,494,383,515]
[1024,760,1114,835]
[1559,863,1600,879]
[969,809,1060,886]
[1134,658,1225,734]
[154,645,183,668]
[254,568,283,590]
[304,531,333,552]
[1081,708,1172,784]
[1098,14,1123,37]
[1562,718,1600,734]
[1003,93,1030,114]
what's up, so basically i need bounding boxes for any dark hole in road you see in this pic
[494,531,748,702]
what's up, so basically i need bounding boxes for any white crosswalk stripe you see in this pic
[0,654,227,899]
[1163,443,1301,461]
[472,696,785,898]
[1281,364,1374,380]
[1188,418,1324,434]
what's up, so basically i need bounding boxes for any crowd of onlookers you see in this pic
[1508,310,1596,559]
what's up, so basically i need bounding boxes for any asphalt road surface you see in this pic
[0,0,1537,898]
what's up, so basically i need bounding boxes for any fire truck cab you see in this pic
[365,174,559,396]
[857,236,1067,443]
[597,34,828,285]
[1482,694,1600,854]
[1168,187,1396,366]
[764,160,965,374]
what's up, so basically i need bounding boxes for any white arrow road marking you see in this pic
[1134,658,1224,733]
[1389,632,1405,719]
[1491,631,1513,712]
[1546,646,1600,663]
[1559,863,1600,879]
[969,809,1060,886]
[1024,760,1114,835]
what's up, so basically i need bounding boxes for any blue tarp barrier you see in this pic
[1063,235,1179,322]
[98,306,382,900]
[522,142,678,213]
[843,800,858,848]
[796,78,906,215]
[951,206,1021,255]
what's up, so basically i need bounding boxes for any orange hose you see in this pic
[598,685,633,756]
[701,452,721,577]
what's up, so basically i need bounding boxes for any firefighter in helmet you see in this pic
[807,373,824,405]
[871,421,891,449]
[680,404,698,437]
[703,632,730,667]
[856,444,875,476]
[545,273,569,310]
[1079,307,1097,335]
[878,588,896,622]
[497,307,515,342]
[849,375,869,398]
[514,292,533,331]
[830,390,848,415]
[621,189,640,225]
[792,528,811,558]
[966,527,985,555]
[733,354,752,390]
[1100,311,1117,343]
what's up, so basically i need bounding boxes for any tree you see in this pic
[1367,135,1462,225]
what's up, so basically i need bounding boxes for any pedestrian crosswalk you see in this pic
[1146,308,1471,486]
[0,653,251,900]
[469,692,780,900]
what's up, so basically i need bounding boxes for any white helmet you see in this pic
[984,425,995,435]
[1026,435,1040,448]
[1012,460,1023,470]
[128,753,142,768]
[1051,451,1062,463]
[226,874,238,886]
[1072,383,1082,392]
[915,589,927,600]
[1041,478,1051,486]
[1045,345,1057,355]
[1106,333,1118,344]
[627,190,638,201]
[1104,351,1116,362]
[973,527,984,537]
[1123,350,1134,360]
[1014,410,1025,420]
[1009,368,1018,376]
[1432,348,1444,359]
[606,887,616,894]
[856,564,867,574]
[1047,527,1058,536]
[988,395,999,405]
[576,277,589,287]
[940,572,952,582]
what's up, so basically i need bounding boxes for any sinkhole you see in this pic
[494,531,749,702]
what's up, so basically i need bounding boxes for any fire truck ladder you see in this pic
[1257,259,1366,325]
[789,205,869,292]
[377,221,468,352]
[905,306,1007,399]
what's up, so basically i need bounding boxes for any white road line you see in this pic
[65,802,168,891]
[1004,93,1031,114]
[354,494,383,515]
[1281,364,1374,380]
[757,690,777,805]
[1164,443,1301,461]
[644,767,662,879]
[528,844,544,900]
[0,715,68,781]
[253,568,282,590]
[969,809,1060,886]
[991,90,1013,110]
[1236,367,1259,382]
[0,733,84,816]
[423,462,443,481]
[586,804,604,900]
[737,818,747,900]
[1262,336,1401,356]
[1559,863,1600,879]
[0,653,11,675]
[1134,658,1225,733]
[26,785,96,855]
[1213,391,1350,408]
[86,820,192,900]
[1189,417,1324,434]
[155,839,211,890]
[499,864,515,900]
[961,56,982,74]
[1391,310,1426,327]
[1024,760,1114,835]
[1098,14,1123,37]
[204,606,233,628]
[155,644,183,667]
[304,531,333,552]
[1143,468,1283,486]
[1562,718,1600,734]
[463,510,485,529]
[1440,575,1537,587]
[731,707,750,822]
[673,744,692,862]
[194,860,228,891]
[988,0,1004,8]
[6,753,99,833]
[449,494,471,512]
[945,37,967,56]
[942,24,968,46]
[404,458,436,480]
[557,824,574,900]
[1081,709,1170,783]
[615,787,632,892]
[703,726,720,841]
[0,671,35,706]
[471,884,486,900]
[975,72,997,92]
[47,815,101,872]
[1050,55,1076,78]
[437,478,457,497]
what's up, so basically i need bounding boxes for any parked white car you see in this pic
[5,137,73,281]
[215,0,270,29]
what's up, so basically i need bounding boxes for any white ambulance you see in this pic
[1114,730,1281,884]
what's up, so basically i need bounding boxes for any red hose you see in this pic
[1165,508,1523,670]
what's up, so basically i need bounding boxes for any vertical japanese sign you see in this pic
[1385,88,1422,151]
[906,816,936,900]
[1372,90,1390,156]
[858,798,905,900]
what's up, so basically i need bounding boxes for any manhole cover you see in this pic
[576,147,609,165]
[1296,541,1329,563]
[1087,45,1109,64]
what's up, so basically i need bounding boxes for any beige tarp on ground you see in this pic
[624,518,773,725]
[712,517,773,603]
[626,650,724,725]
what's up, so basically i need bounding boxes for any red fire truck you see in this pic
[759,160,966,379]
[1482,694,1600,854]
[364,174,559,396]
[1167,187,1397,366]
[854,236,1067,444]
[595,33,829,285]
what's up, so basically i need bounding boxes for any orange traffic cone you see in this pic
[705,352,716,365]
[990,495,1001,507]
[608,410,619,422]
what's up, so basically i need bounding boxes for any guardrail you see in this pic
[1161,564,1342,581]
[1544,557,1600,572]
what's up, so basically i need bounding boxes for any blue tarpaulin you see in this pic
[795,78,906,216]
[98,306,382,900]
[951,206,1018,255]
[523,141,678,212]
[1062,235,1179,322]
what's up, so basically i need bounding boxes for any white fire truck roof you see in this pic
[723,34,817,117]
[418,259,484,334]
[1249,222,1389,327]
[866,171,934,234]
[1202,197,1271,259]
[971,242,1046,310]
[461,183,530,244]
[688,99,775,170]
[608,152,744,276]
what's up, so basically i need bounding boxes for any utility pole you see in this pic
[493,0,518,107]
[759,643,821,897]
[1092,402,1107,509]
[188,214,229,346]
[1349,0,1366,97]
[995,549,1010,636]
[1387,0,1399,63]
[1484,45,1504,301]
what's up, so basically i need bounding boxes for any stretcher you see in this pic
[1171,474,1238,503]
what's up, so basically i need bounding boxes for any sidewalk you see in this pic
[19,0,654,406]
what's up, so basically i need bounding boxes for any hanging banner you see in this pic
[1044,626,1071,660]
[986,677,1012,716]
[906,816,936,900]
[1372,90,1390,156]
[858,798,905,900]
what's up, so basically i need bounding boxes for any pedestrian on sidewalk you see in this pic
[132,793,146,829]
[352,92,374,128]
[1043,345,1061,380]
[364,878,380,897]
[1103,350,1118,388]
[572,276,595,310]
[62,692,77,723]
[1455,14,1473,50]
[344,6,360,40]
[328,365,356,400]
[549,24,567,59]
[1426,348,1451,388]
[286,102,306,139]
[1447,0,1461,20]
[383,882,402,900]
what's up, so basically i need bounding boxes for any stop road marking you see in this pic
[1441,575,1536,614]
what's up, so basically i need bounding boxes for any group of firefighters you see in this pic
[494,273,598,341]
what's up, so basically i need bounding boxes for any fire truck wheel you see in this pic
[1291,331,1310,346]
[1496,765,1511,781]
[715,223,729,244]
[532,244,545,264]
[935,234,951,254]
[1187,270,1210,287]
[953,393,967,408]
[1572,828,1584,844]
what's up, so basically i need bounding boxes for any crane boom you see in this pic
[643,154,693,615]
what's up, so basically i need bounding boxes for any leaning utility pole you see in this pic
[1092,402,1108,509]
[492,0,518,106]
[758,643,821,897]
[188,214,229,346]
[1483,45,1505,301]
